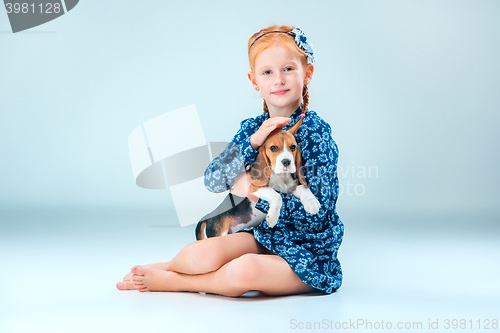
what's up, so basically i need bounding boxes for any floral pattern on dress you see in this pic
[204,106,344,294]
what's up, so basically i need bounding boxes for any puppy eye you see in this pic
[270,145,278,152]
[290,145,296,151]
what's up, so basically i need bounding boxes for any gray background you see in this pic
[1,0,498,217]
[1,2,499,332]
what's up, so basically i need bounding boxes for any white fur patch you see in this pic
[253,187,282,228]
[292,185,321,214]
[269,171,298,194]
[274,138,296,174]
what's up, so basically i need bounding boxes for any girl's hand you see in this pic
[250,117,292,149]
[230,171,259,203]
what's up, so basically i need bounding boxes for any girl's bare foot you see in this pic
[142,262,170,270]
[116,262,170,291]
[132,265,177,292]
[116,272,137,290]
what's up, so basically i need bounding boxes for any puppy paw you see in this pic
[266,208,280,228]
[302,195,320,215]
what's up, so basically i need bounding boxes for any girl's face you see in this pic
[249,46,313,115]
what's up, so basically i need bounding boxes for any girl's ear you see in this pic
[304,64,314,85]
[248,71,259,91]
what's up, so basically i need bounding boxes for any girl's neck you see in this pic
[267,99,301,118]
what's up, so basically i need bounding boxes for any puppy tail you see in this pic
[195,221,207,240]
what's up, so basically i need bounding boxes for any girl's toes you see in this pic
[131,265,145,275]
[118,280,136,290]
[117,281,135,290]
[130,265,142,273]
[132,274,143,281]
[138,286,148,292]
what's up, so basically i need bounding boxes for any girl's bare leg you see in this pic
[117,171,267,292]
[117,232,266,290]
[132,253,317,297]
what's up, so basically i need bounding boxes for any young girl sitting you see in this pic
[117,25,344,297]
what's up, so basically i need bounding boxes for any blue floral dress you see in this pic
[204,106,344,294]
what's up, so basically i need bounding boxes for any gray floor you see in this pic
[1,208,499,333]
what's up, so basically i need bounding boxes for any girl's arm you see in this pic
[204,117,292,194]
[203,140,246,194]
[203,118,260,194]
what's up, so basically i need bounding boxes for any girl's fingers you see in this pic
[251,117,292,149]
[270,118,292,128]
[262,125,277,137]
[269,119,290,131]
[264,117,291,130]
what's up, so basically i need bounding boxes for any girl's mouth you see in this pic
[272,89,289,95]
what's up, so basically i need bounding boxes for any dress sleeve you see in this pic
[278,118,339,230]
[230,118,260,167]
[203,118,260,193]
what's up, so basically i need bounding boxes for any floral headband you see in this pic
[248,27,316,64]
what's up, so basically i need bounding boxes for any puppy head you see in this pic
[250,130,295,190]
[250,129,308,190]
[262,130,298,174]
[266,130,307,187]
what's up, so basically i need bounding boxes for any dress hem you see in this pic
[235,228,341,295]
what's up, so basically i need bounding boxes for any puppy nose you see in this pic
[282,159,291,167]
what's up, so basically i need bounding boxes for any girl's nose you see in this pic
[274,73,285,85]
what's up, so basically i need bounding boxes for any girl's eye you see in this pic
[263,70,271,75]
[290,145,296,151]
[270,145,278,152]
[285,67,294,72]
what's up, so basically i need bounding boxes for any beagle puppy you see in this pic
[249,129,320,228]
[195,192,266,240]
[195,123,320,240]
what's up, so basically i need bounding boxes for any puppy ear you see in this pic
[288,118,303,136]
[294,146,308,188]
[249,146,271,190]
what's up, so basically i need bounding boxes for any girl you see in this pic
[117,25,344,297]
